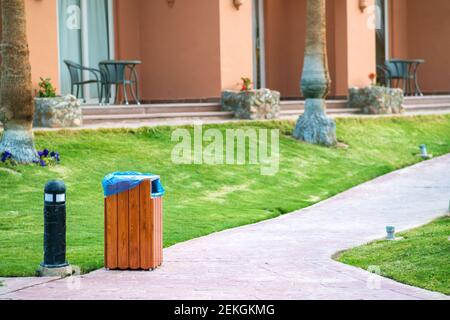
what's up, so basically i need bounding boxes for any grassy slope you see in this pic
[338,217,450,295]
[1,115,450,277]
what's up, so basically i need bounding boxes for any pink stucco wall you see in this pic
[115,0,222,102]
[3,0,448,101]
[264,0,375,99]
[264,0,310,98]
[345,0,376,90]
[390,0,450,94]
[115,0,255,102]
[138,0,222,101]
[25,0,60,94]
[265,0,346,98]
[219,0,254,91]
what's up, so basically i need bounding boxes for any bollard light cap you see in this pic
[45,180,66,194]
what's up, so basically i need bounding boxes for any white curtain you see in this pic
[59,0,82,96]
[87,0,110,98]
[58,0,111,99]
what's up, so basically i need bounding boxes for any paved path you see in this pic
[1,155,449,300]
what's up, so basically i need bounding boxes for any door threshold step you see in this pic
[404,104,450,110]
[82,103,222,116]
[280,108,360,116]
[83,111,233,120]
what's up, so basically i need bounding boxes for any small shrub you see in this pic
[240,77,253,92]
[37,78,57,98]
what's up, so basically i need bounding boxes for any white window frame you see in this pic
[252,0,266,89]
[384,0,390,60]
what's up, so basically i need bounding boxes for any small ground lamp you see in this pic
[419,144,433,159]
[386,226,404,241]
[386,226,396,241]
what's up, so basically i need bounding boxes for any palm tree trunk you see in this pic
[293,0,337,146]
[0,0,38,163]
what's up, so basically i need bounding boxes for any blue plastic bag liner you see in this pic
[102,172,165,198]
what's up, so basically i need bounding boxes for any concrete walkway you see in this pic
[1,155,449,300]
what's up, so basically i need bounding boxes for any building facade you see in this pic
[8,0,450,103]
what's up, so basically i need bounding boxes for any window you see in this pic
[58,0,114,101]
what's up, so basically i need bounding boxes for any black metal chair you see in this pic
[376,64,392,88]
[64,60,105,104]
[378,59,425,96]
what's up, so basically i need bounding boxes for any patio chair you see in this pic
[64,60,105,104]
[376,64,392,88]
[379,60,424,96]
[377,61,412,89]
[384,61,410,89]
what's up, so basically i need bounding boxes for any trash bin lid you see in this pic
[102,172,165,198]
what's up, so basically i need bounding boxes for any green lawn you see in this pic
[1,115,450,277]
[337,217,450,295]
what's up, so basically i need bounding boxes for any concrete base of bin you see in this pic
[36,265,73,278]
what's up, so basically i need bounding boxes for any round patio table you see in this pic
[386,59,425,96]
[99,60,142,105]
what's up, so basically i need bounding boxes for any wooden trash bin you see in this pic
[104,177,163,270]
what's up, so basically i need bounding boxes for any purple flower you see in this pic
[1,151,12,163]
[34,149,60,166]
[50,151,60,162]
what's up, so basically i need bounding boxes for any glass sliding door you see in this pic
[58,0,114,102]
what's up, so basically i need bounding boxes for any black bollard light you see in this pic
[37,180,72,277]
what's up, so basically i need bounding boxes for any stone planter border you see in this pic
[221,89,281,120]
[348,86,404,115]
[34,95,83,128]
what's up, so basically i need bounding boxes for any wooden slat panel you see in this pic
[154,198,159,267]
[150,197,157,268]
[105,194,118,269]
[155,197,162,267]
[139,180,152,269]
[160,198,163,265]
[104,198,107,268]
[117,191,129,269]
[158,198,162,266]
[128,185,140,269]
[157,198,161,266]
